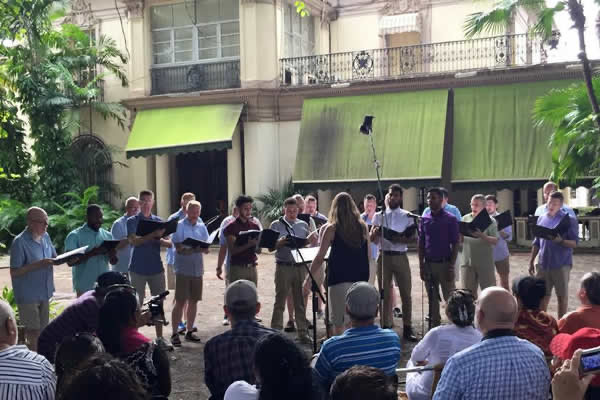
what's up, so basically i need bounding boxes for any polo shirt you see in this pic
[269,218,310,263]
[422,203,462,220]
[533,209,579,270]
[492,211,512,262]
[461,213,497,268]
[534,203,577,218]
[418,209,459,261]
[223,217,260,265]
[37,290,100,364]
[171,217,209,277]
[127,213,164,276]
[313,325,401,390]
[373,207,415,252]
[361,213,379,260]
[65,224,113,293]
[111,214,132,273]
[9,229,56,304]
[558,305,600,334]
[0,345,56,400]
[166,209,185,266]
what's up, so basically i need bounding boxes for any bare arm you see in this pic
[553,235,577,249]
[528,245,540,275]
[10,259,54,278]
[309,225,335,274]
[160,238,172,248]
[473,230,498,246]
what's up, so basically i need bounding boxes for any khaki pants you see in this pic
[368,258,378,286]
[228,265,258,286]
[167,264,176,290]
[536,265,570,298]
[271,264,308,333]
[461,262,496,297]
[424,261,456,327]
[379,253,412,327]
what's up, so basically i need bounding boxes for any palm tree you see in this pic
[464,0,600,130]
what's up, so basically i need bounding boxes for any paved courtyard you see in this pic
[0,251,598,399]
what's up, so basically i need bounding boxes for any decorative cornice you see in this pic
[122,62,586,123]
[123,0,144,18]
[64,0,98,27]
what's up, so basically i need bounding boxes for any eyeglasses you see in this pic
[31,219,49,226]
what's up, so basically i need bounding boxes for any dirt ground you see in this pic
[0,250,598,400]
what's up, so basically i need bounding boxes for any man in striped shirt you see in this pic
[312,282,401,392]
[0,299,56,400]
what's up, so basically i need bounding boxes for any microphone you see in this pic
[407,212,421,220]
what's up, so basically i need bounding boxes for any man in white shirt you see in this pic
[534,181,577,218]
[0,299,55,400]
[370,184,418,341]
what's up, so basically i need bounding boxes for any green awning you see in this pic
[452,80,575,183]
[125,104,243,158]
[293,90,449,186]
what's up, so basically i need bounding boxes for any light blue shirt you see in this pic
[361,213,378,260]
[422,204,461,220]
[65,224,113,293]
[492,212,512,262]
[110,215,132,273]
[534,203,577,218]
[9,229,56,304]
[166,209,185,265]
[171,217,209,277]
[127,213,164,276]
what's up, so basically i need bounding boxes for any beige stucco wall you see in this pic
[330,13,382,52]
[240,1,279,86]
[430,0,497,43]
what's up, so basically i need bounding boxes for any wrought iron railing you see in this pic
[150,59,241,95]
[280,33,546,86]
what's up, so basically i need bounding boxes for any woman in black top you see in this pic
[309,192,370,335]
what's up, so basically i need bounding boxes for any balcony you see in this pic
[150,59,241,95]
[280,33,548,87]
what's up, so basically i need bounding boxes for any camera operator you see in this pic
[38,271,130,364]
[97,287,171,399]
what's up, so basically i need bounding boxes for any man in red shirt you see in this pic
[224,195,261,286]
[558,272,600,334]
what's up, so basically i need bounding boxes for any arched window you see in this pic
[71,134,116,203]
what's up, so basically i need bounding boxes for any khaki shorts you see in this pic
[368,258,378,286]
[536,265,570,298]
[494,258,510,276]
[167,264,176,291]
[130,271,166,306]
[228,265,258,286]
[18,302,49,331]
[175,274,203,302]
[328,282,354,327]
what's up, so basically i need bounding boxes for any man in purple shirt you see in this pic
[418,187,460,327]
[528,191,578,318]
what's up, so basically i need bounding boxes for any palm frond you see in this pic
[464,8,512,38]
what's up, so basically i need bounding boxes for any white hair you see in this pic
[125,196,138,205]
[0,300,15,332]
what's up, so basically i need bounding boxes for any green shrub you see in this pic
[255,179,303,225]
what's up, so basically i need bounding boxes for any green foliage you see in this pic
[533,78,600,193]
[255,179,303,225]
[294,1,309,17]
[0,196,28,249]
[0,286,19,322]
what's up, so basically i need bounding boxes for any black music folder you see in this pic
[460,211,493,238]
[181,230,220,249]
[298,214,328,228]
[99,239,121,251]
[136,218,178,237]
[495,211,513,231]
[378,224,417,241]
[234,229,280,249]
[531,214,572,240]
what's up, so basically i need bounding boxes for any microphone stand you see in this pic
[281,217,326,354]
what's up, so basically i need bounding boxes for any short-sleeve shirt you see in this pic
[127,214,164,276]
[418,210,459,260]
[461,213,497,268]
[166,209,185,266]
[534,204,577,218]
[65,224,113,293]
[0,345,56,400]
[171,217,209,277]
[361,213,379,260]
[269,218,310,263]
[219,215,236,271]
[9,229,56,304]
[492,211,512,262]
[533,209,579,269]
[224,217,261,265]
[111,215,132,273]
[37,290,100,364]
[372,207,415,252]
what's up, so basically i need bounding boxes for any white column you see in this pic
[561,188,571,206]
[125,1,148,97]
[537,188,544,207]
[496,189,514,216]
[403,187,419,213]
[155,155,172,219]
[318,189,333,216]
[243,122,279,198]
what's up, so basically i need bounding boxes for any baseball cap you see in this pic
[550,327,600,360]
[225,280,258,310]
[96,271,130,288]
[346,282,379,319]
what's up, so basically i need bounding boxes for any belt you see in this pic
[231,263,257,268]
[383,250,406,256]
[276,261,297,266]
[425,257,451,264]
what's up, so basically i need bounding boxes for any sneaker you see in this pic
[402,326,418,342]
[191,326,198,333]
[284,320,296,332]
[156,337,174,352]
[185,332,202,343]
[296,332,313,345]
[393,307,403,318]
[170,334,182,347]
[222,318,230,326]
[177,322,186,335]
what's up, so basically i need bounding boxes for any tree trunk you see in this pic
[568,0,600,130]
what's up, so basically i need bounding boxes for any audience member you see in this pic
[433,287,550,399]
[57,353,150,400]
[55,333,105,396]
[512,275,558,358]
[558,272,600,334]
[330,366,397,400]
[313,282,401,392]
[204,280,276,400]
[97,287,171,399]
[0,299,55,400]
[224,332,320,400]
[552,349,595,400]
[38,271,129,363]
[406,289,481,400]
[9,206,56,351]
[550,327,600,399]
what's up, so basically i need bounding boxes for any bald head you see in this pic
[124,197,139,217]
[26,207,47,222]
[26,207,48,237]
[0,299,17,346]
[476,287,518,334]
[543,181,558,202]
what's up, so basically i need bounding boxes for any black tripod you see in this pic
[280,218,326,354]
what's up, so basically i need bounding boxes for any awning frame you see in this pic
[379,13,421,36]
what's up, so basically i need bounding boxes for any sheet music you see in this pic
[291,247,331,264]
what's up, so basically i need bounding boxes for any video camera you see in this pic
[142,291,169,326]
